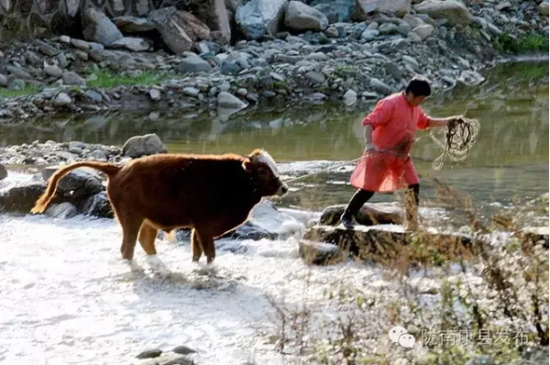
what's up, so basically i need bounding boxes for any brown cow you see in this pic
[31,149,288,264]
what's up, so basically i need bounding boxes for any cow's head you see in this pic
[243,149,288,197]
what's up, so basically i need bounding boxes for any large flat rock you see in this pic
[302,224,476,266]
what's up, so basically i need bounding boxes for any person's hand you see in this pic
[447,115,463,128]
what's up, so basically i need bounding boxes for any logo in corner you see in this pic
[388,326,416,349]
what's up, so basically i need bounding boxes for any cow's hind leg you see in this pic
[138,223,158,255]
[191,229,203,263]
[120,215,143,261]
[196,230,215,265]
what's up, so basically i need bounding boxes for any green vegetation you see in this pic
[493,32,549,54]
[86,70,169,89]
[0,85,39,98]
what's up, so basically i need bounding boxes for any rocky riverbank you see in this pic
[0,0,547,121]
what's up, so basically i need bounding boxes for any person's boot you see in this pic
[340,210,355,229]
[340,190,371,229]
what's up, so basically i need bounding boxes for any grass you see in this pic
[493,32,549,54]
[0,85,39,98]
[86,70,169,89]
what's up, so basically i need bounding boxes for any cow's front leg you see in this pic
[191,229,203,263]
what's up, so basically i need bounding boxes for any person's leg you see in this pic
[405,183,420,231]
[340,189,375,229]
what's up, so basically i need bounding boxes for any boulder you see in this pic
[217,91,248,110]
[540,2,549,17]
[235,0,287,40]
[81,192,114,218]
[45,202,79,219]
[41,166,104,199]
[354,0,411,20]
[414,0,472,26]
[412,24,434,40]
[284,1,329,32]
[149,8,211,54]
[177,54,213,74]
[312,0,354,23]
[113,16,156,33]
[81,7,123,46]
[188,0,232,44]
[0,164,7,181]
[0,182,46,213]
[122,133,168,158]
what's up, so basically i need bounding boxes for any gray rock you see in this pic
[284,1,329,32]
[378,23,399,35]
[325,26,340,38]
[0,164,7,181]
[6,66,32,80]
[220,60,241,75]
[42,166,104,199]
[305,71,326,84]
[45,202,78,219]
[52,92,72,107]
[36,40,60,57]
[384,62,402,80]
[85,90,103,103]
[122,133,168,158]
[312,0,354,24]
[413,24,434,40]
[403,14,424,28]
[82,192,113,218]
[56,53,69,68]
[82,7,123,46]
[149,88,161,101]
[7,79,25,91]
[113,16,156,33]
[361,29,379,40]
[76,51,89,61]
[70,38,90,50]
[0,74,7,87]
[177,55,212,74]
[343,89,357,106]
[172,345,197,355]
[217,91,248,110]
[402,55,419,69]
[414,0,472,25]
[62,71,86,87]
[235,0,287,40]
[183,87,201,97]
[44,66,63,78]
[139,353,194,365]
[370,78,393,94]
[397,22,412,35]
[110,37,150,52]
[540,2,549,16]
[136,349,163,359]
[0,182,47,214]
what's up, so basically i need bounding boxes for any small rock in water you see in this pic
[172,345,197,355]
[52,92,72,107]
[136,349,163,359]
[122,133,167,158]
[343,89,357,106]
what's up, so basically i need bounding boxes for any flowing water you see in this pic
[0,61,548,365]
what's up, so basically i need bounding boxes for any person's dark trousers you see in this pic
[340,184,420,229]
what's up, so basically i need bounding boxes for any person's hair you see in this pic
[405,77,431,97]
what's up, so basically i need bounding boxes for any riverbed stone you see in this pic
[122,133,168,158]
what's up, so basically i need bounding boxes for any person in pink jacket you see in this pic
[341,77,460,231]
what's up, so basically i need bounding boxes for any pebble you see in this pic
[52,92,72,107]
[149,88,161,101]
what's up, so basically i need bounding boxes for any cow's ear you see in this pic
[242,158,253,173]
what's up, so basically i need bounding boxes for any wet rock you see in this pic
[284,1,329,32]
[0,182,46,213]
[113,16,156,33]
[42,166,104,199]
[110,37,150,52]
[82,192,113,218]
[82,7,123,46]
[122,133,168,158]
[52,92,72,107]
[177,54,212,74]
[319,204,403,226]
[45,202,78,219]
[136,349,163,359]
[44,66,63,78]
[413,24,434,41]
[235,0,287,40]
[0,164,7,181]
[172,345,197,355]
[354,0,411,20]
[62,71,86,87]
[217,91,248,110]
[299,240,342,265]
[414,0,472,25]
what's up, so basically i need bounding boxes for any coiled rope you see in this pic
[429,117,481,171]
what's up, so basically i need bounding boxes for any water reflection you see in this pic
[0,61,548,211]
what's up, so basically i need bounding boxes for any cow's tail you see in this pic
[31,161,121,214]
